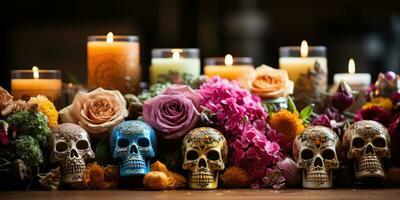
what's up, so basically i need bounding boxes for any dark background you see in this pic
[1,0,400,90]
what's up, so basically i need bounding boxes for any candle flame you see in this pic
[225,54,233,66]
[300,40,308,57]
[171,49,182,60]
[348,58,356,74]
[106,32,114,43]
[32,66,39,79]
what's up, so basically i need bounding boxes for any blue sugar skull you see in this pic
[110,120,156,177]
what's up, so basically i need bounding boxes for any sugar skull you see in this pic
[293,126,339,189]
[182,127,228,189]
[110,120,156,177]
[50,123,95,185]
[343,120,390,179]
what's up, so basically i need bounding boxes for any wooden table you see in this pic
[1,189,400,200]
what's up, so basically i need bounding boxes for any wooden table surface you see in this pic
[1,189,400,200]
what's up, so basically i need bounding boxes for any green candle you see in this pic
[150,48,200,84]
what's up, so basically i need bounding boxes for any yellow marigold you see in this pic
[269,109,304,142]
[28,95,58,128]
[220,166,250,188]
[362,97,392,111]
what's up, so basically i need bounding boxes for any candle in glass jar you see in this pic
[333,58,371,89]
[11,67,62,102]
[87,32,141,94]
[204,54,254,81]
[279,40,327,83]
[150,48,200,85]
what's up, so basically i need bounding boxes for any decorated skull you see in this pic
[182,127,228,189]
[343,120,390,179]
[50,123,95,185]
[110,120,156,177]
[293,126,339,189]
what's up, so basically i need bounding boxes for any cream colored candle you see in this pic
[333,58,371,89]
[11,67,62,101]
[204,54,254,81]
[279,41,327,83]
[87,32,140,94]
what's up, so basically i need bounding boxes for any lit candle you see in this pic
[333,58,371,90]
[11,66,62,102]
[87,32,140,94]
[279,40,328,83]
[204,54,254,81]
[150,48,200,84]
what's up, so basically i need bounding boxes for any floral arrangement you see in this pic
[2,68,400,191]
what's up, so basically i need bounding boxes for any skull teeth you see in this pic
[357,159,382,172]
[306,172,329,182]
[190,173,214,184]
[62,164,85,175]
[122,159,146,169]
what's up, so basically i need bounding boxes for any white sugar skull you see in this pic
[293,126,339,189]
[110,120,156,177]
[50,123,95,185]
[182,127,228,189]
[343,120,390,179]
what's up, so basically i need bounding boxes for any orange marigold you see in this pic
[143,171,170,190]
[83,162,106,189]
[220,166,250,188]
[269,109,304,142]
[28,95,58,128]
[362,97,392,111]
[145,161,187,190]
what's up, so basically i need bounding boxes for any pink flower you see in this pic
[143,85,201,139]
[0,120,9,145]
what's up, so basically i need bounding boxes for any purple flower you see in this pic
[355,106,392,127]
[0,120,9,145]
[276,157,301,187]
[331,81,354,111]
[143,85,201,139]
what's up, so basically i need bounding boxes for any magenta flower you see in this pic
[276,157,301,187]
[143,85,201,139]
[331,81,354,111]
[0,120,9,145]
[355,106,392,127]
[262,167,286,189]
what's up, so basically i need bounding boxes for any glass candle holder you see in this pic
[11,68,62,107]
[150,48,200,85]
[279,41,328,111]
[204,55,254,81]
[87,33,141,94]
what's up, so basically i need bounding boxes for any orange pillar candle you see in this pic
[87,32,141,94]
[11,67,62,102]
[204,54,254,81]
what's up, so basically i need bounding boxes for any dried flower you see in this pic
[83,162,119,189]
[262,167,285,189]
[143,85,201,139]
[362,97,393,111]
[269,109,304,143]
[220,166,250,188]
[28,95,58,128]
[331,81,354,111]
[59,88,128,137]
[0,86,14,116]
[249,65,293,99]
[143,171,170,190]
[38,167,62,191]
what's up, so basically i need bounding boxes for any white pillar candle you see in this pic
[333,58,371,90]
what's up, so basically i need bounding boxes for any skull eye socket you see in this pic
[138,138,150,147]
[76,140,89,150]
[118,138,130,148]
[186,150,199,160]
[301,149,314,160]
[322,149,335,160]
[55,142,68,152]
[207,150,220,161]
[352,137,364,148]
[373,137,386,148]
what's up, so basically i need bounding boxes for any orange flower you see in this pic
[362,97,392,111]
[220,166,250,188]
[250,65,293,99]
[143,171,170,190]
[269,109,304,142]
[144,161,187,190]
[83,162,119,189]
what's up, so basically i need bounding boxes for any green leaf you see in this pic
[287,96,298,113]
[299,104,314,122]
[263,103,274,119]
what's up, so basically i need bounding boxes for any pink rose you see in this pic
[59,88,128,137]
[143,85,201,139]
